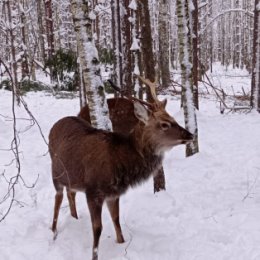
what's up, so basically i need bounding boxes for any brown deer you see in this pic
[49,77,193,260]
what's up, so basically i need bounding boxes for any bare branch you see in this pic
[0,59,44,222]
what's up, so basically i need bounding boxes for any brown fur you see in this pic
[49,100,193,260]
[77,104,91,123]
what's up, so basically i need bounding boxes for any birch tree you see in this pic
[129,0,141,95]
[251,0,260,111]
[176,0,199,156]
[6,0,19,99]
[71,0,111,130]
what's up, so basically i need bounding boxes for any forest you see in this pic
[0,0,260,260]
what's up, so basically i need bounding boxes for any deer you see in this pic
[48,76,194,260]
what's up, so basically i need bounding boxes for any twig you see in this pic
[0,59,42,222]
[18,96,48,145]
[242,171,259,202]
[123,217,133,260]
[200,69,229,109]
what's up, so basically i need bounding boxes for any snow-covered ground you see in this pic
[0,72,260,260]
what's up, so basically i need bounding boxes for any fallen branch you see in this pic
[199,62,252,113]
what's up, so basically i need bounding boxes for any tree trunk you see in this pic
[176,0,199,157]
[192,0,199,109]
[71,0,112,130]
[19,0,30,79]
[138,0,156,99]
[110,0,117,85]
[158,0,170,90]
[138,0,166,193]
[113,0,123,88]
[44,0,55,80]
[122,0,133,97]
[6,0,19,100]
[251,0,260,111]
[36,0,46,64]
[44,0,55,58]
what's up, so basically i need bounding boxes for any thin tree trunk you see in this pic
[7,0,19,100]
[115,0,123,88]
[110,0,117,85]
[138,0,156,99]
[138,0,166,193]
[36,0,46,64]
[44,0,55,80]
[251,0,260,111]
[19,0,30,79]
[122,0,133,97]
[158,0,170,90]
[192,0,199,109]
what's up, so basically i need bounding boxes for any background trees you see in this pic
[0,0,259,195]
[0,0,257,91]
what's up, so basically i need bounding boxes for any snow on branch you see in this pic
[201,9,254,34]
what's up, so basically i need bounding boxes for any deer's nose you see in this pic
[182,129,194,140]
[188,132,194,140]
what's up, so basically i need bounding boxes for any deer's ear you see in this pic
[133,102,150,124]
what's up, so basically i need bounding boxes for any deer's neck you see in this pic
[130,123,162,157]
[112,125,163,192]
[114,149,163,194]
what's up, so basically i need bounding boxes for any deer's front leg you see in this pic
[87,194,104,260]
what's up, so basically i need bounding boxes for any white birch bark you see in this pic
[176,0,199,156]
[71,0,111,130]
[6,0,19,101]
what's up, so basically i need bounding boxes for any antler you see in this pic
[107,80,153,109]
[137,75,158,103]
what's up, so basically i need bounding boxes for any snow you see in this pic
[89,10,96,20]
[128,0,137,11]
[130,37,139,51]
[206,62,251,95]
[1,70,260,259]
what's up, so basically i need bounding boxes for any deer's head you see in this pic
[133,76,193,155]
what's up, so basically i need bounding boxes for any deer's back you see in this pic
[49,116,147,195]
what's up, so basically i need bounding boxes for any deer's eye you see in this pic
[160,122,171,131]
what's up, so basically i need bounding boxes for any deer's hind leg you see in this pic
[107,197,125,243]
[66,187,78,219]
[51,181,64,238]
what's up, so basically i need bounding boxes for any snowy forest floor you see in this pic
[1,65,260,260]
